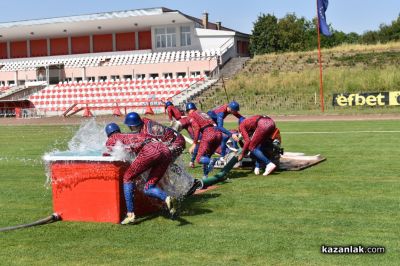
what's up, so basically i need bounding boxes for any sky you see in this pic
[1,0,399,35]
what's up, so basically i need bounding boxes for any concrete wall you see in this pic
[80,60,218,79]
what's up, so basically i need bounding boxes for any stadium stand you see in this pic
[0,49,220,72]
[28,76,216,115]
[0,7,249,117]
[0,84,10,92]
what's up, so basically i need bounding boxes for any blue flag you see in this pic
[317,0,332,36]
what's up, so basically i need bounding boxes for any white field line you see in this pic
[284,130,400,134]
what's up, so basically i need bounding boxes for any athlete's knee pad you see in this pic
[199,156,211,165]
[143,184,167,201]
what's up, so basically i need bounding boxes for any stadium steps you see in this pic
[184,79,225,109]
[186,57,249,107]
[0,85,44,101]
[172,78,218,106]
[219,57,250,78]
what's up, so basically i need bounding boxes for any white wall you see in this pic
[149,23,237,53]
[194,28,235,51]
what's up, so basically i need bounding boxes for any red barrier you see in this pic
[112,105,122,116]
[82,106,93,117]
[145,103,154,115]
[15,108,21,118]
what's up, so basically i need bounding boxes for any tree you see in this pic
[277,13,309,52]
[249,12,399,55]
[360,14,400,44]
[361,30,380,44]
[378,15,400,42]
[345,32,360,44]
[249,14,280,55]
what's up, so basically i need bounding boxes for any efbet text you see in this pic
[333,91,400,107]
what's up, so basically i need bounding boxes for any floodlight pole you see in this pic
[316,0,325,112]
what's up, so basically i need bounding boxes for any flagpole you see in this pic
[316,0,325,112]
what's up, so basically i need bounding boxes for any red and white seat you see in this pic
[29,76,205,112]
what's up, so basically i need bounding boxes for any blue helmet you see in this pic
[105,123,121,137]
[228,101,240,112]
[185,102,197,112]
[165,101,173,107]
[124,112,143,127]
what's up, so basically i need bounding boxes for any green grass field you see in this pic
[1,120,399,265]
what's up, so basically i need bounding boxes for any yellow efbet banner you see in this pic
[388,91,400,106]
[333,91,400,107]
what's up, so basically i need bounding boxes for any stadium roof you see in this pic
[0,7,248,41]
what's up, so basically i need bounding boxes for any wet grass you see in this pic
[0,120,399,265]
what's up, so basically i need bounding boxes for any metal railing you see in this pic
[218,37,235,65]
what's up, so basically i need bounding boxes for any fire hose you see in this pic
[0,213,60,232]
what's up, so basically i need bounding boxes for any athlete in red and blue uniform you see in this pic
[104,123,176,225]
[164,101,198,167]
[179,117,195,139]
[165,101,184,122]
[186,102,222,177]
[124,112,186,160]
[238,115,277,176]
[215,129,240,155]
[178,116,198,168]
[207,101,245,157]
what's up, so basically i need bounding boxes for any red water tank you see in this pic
[50,160,161,223]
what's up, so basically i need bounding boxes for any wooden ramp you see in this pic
[279,153,326,171]
[214,152,326,171]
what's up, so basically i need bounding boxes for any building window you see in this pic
[136,74,145,79]
[163,73,173,79]
[180,26,191,46]
[155,27,176,48]
[190,71,201,77]
[176,72,187,78]
[149,73,159,79]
